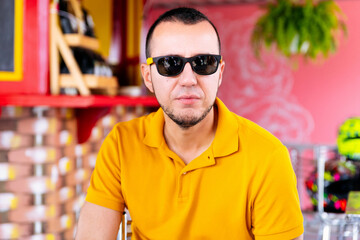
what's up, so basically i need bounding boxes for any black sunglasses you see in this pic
[146,54,222,77]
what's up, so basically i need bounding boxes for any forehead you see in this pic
[150,21,219,57]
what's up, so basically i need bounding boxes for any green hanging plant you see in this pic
[251,0,347,61]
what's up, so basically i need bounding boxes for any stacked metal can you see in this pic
[0,106,84,240]
[0,105,151,239]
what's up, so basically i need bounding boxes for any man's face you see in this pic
[142,21,225,129]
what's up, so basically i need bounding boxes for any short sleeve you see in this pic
[85,126,125,212]
[251,145,304,239]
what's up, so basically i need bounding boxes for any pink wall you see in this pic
[145,1,360,145]
[292,1,360,144]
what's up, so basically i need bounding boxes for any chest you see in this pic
[119,149,256,239]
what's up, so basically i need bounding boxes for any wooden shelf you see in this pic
[0,94,159,108]
[64,34,100,51]
[60,74,118,88]
[60,74,118,95]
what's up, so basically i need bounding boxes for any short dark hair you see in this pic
[145,7,221,58]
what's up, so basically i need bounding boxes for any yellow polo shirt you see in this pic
[86,98,304,239]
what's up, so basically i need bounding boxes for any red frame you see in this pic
[0,0,49,94]
[0,94,159,107]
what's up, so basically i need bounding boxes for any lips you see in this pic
[176,95,200,104]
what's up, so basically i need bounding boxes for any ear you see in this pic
[141,63,154,93]
[218,60,225,87]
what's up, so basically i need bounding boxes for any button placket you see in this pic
[178,170,190,200]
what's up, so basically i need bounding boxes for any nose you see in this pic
[178,62,197,86]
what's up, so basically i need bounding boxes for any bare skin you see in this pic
[75,202,121,240]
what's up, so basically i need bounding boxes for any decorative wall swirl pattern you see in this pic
[213,12,314,143]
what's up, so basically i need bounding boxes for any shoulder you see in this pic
[99,111,158,149]
[233,115,293,179]
[235,114,285,150]
[215,98,286,156]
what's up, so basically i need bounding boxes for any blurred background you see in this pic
[0,0,359,239]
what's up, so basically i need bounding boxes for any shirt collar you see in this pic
[143,107,165,148]
[143,98,239,157]
[212,98,239,157]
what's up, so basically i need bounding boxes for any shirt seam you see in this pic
[255,224,303,238]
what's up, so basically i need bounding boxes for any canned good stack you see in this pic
[0,106,84,240]
[0,105,153,239]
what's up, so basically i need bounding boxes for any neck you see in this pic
[163,107,218,165]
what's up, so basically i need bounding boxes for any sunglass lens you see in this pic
[192,55,219,75]
[157,56,183,76]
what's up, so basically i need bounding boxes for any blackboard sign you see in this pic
[0,0,23,81]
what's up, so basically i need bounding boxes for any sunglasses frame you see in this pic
[146,54,222,77]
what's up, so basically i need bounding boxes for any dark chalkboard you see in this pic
[0,0,15,72]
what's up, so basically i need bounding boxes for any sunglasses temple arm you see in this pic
[146,58,154,65]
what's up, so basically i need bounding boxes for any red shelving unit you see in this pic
[0,94,159,108]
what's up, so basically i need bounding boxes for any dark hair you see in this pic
[145,7,221,58]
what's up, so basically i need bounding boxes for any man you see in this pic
[76,7,304,240]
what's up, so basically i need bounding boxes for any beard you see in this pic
[159,101,214,129]
[151,80,218,129]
